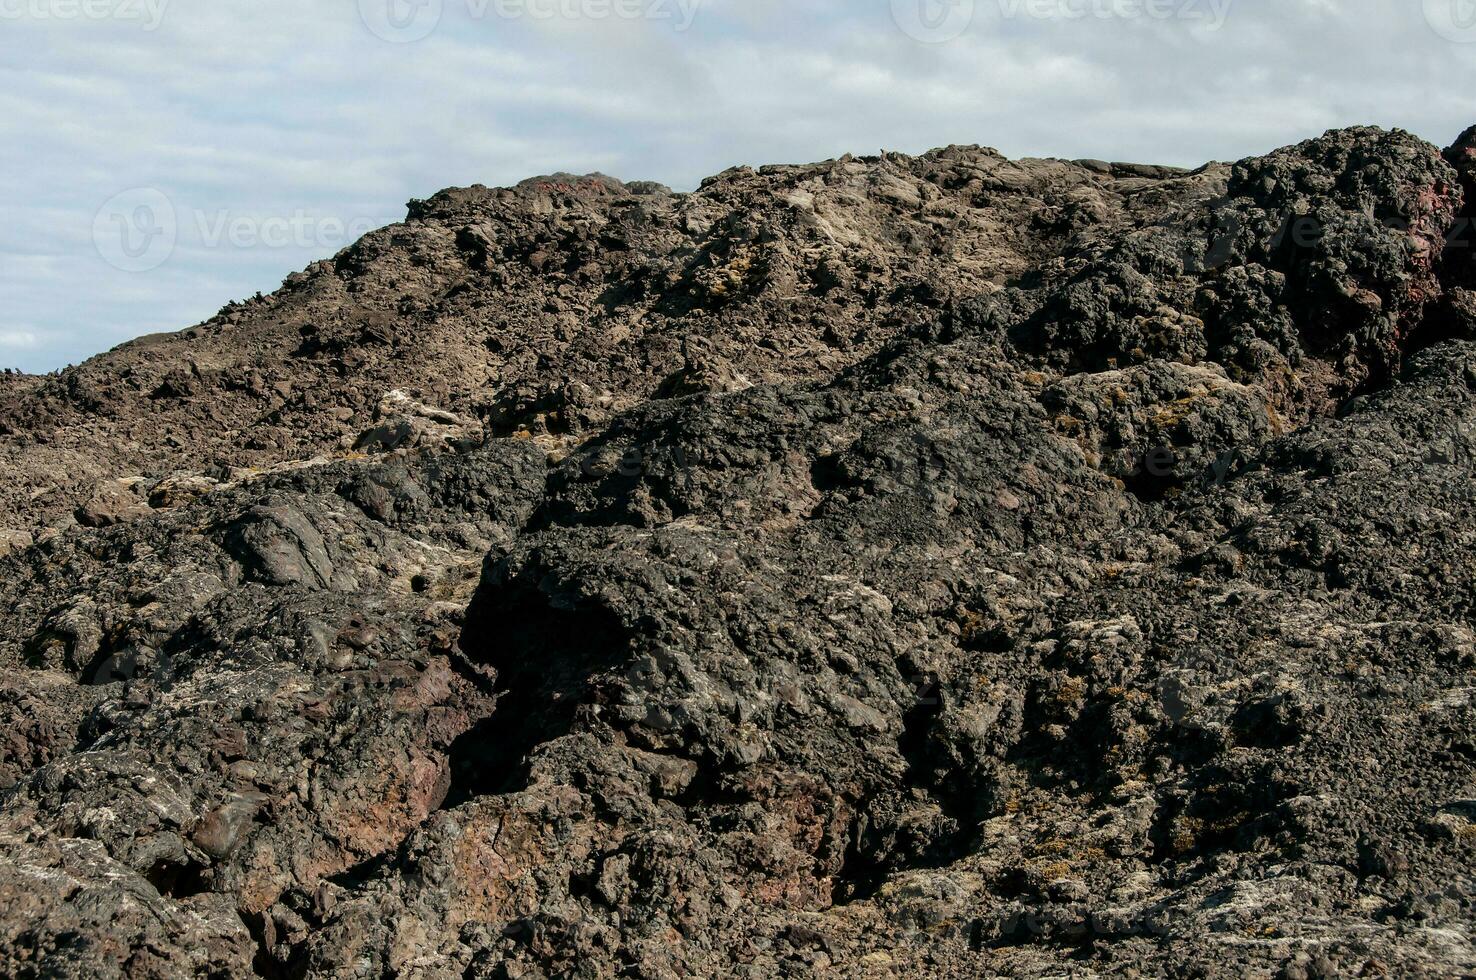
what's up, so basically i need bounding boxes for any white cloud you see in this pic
[0,330,40,349]
[1,0,1474,371]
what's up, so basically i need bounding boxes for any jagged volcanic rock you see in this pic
[1,127,1475,978]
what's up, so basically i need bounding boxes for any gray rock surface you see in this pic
[1,126,1475,977]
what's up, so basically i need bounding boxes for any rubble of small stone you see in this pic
[1,126,1475,978]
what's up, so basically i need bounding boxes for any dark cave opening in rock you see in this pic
[441,583,633,809]
[144,856,209,900]
[1118,465,1180,504]
[831,673,984,905]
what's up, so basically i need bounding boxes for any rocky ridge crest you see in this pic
[1,126,1475,977]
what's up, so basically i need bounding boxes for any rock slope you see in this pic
[1,126,1475,978]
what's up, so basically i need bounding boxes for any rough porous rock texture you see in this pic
[2,126,1476,978]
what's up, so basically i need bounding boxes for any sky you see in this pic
[2,0,1475,372]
